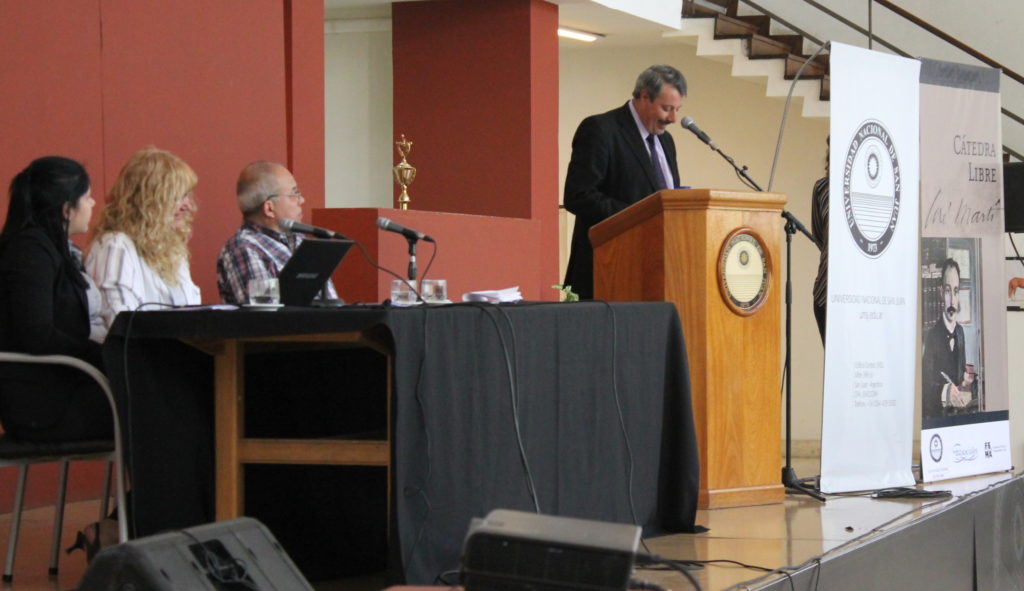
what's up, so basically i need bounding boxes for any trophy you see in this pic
[393,134,417,210]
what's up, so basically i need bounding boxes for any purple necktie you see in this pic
[647,134,668,190]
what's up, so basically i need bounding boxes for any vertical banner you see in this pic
[821,43,919,493]
[919,59,1011,482]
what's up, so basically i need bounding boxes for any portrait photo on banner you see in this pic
[920,237,985,420]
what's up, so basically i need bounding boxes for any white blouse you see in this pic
[85,232,201,331]
[83,271,107,343]
[70,242,107,343]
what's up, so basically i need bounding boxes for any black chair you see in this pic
[0,352,127,582]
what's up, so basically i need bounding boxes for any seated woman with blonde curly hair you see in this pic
[86,147,201,330]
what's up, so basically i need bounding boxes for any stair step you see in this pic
[773,34,807,55]
[784,54,829,79]
[683,0,732,18]
[713,14,760,37]
[748,35,793,59]
[732,14,772,36]
[683,1,726,18]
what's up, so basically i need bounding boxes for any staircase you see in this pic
[672,0,1023,160]
[669,0,831,118]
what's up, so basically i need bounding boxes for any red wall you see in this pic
[0,0,107,222]
[392,0,560,297]
[314,208,543,303]
[0,0,324,508]
[1,0,323,302]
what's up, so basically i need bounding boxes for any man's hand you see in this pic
[948,384,972,408]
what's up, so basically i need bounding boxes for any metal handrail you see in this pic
[767,0,908,57]
[868,0,1024,159]
[870,0,1024,86]
[719,0,1022,159]
[740,0,824,48]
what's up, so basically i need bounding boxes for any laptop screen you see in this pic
[278,238,353,306]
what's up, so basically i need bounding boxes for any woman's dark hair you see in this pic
[1,156,90,284]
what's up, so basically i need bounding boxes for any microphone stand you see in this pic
[405,237,418,283]
[713,145,825,502]
[711,145,763,192]
[781,211,825,502]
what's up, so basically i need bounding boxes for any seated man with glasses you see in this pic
[216,161,338,304]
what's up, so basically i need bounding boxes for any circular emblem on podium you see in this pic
[843,119,902,258]
[718,229,770,316]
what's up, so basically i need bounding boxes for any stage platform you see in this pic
[382,466,1022,591]
[633,467,1024,591]
[3,464,1020,590]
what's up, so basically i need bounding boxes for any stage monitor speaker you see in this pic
[460,509,640,591]
[1004,161,1024,232]
[77,517,313,591]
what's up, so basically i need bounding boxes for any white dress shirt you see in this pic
[85,232,201,331]
[627,99,675,189]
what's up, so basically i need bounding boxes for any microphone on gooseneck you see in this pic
[279,218,348,240]
[680,116,719,151]
[376,217,434,243]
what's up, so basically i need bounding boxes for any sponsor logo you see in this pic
[952,443,978,463]
[929,434,943,462]
[842,120,902,258]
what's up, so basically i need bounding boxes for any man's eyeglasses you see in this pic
[268,189,303,201]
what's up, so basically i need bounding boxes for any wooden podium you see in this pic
[591,189,786,508]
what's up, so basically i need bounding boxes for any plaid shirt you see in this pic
[216,221,338,304]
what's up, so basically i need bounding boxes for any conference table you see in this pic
[104,301,699,583]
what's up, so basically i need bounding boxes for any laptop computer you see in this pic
[278,238,353,306]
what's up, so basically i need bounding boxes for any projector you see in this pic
[460,509,641,591]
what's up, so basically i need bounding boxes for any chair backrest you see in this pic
[0,352,128,542]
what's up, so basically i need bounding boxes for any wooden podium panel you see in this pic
[591,189,786,508]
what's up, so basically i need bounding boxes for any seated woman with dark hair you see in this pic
[0,156,112,443]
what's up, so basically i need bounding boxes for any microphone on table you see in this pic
[279,218,348,240]
[376,217,434,243]
[680,116,719,151]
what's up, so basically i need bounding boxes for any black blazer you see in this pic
[563,102,680,299]
[0,228,103,435]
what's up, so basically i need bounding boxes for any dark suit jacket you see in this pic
[0,228,104,436]
[921,319,967,420]
[563,102,680,299]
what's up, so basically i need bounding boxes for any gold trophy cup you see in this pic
[393,135,417,210]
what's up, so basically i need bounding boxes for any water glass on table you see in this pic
[420,279,448,304]
[247,277,280,306]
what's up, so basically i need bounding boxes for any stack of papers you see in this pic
[461,286,522,304]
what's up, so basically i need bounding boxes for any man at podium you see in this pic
[562,64,686,299]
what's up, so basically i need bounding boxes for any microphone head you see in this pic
[681,116,695,129]
[279,218,297,232]
[376,217,391,230]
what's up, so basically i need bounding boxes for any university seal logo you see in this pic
[843,120,902,257]
[929,434,943,463]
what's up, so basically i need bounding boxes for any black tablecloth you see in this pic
[104,301,699,583]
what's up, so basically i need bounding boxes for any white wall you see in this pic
[324,18,394,208]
